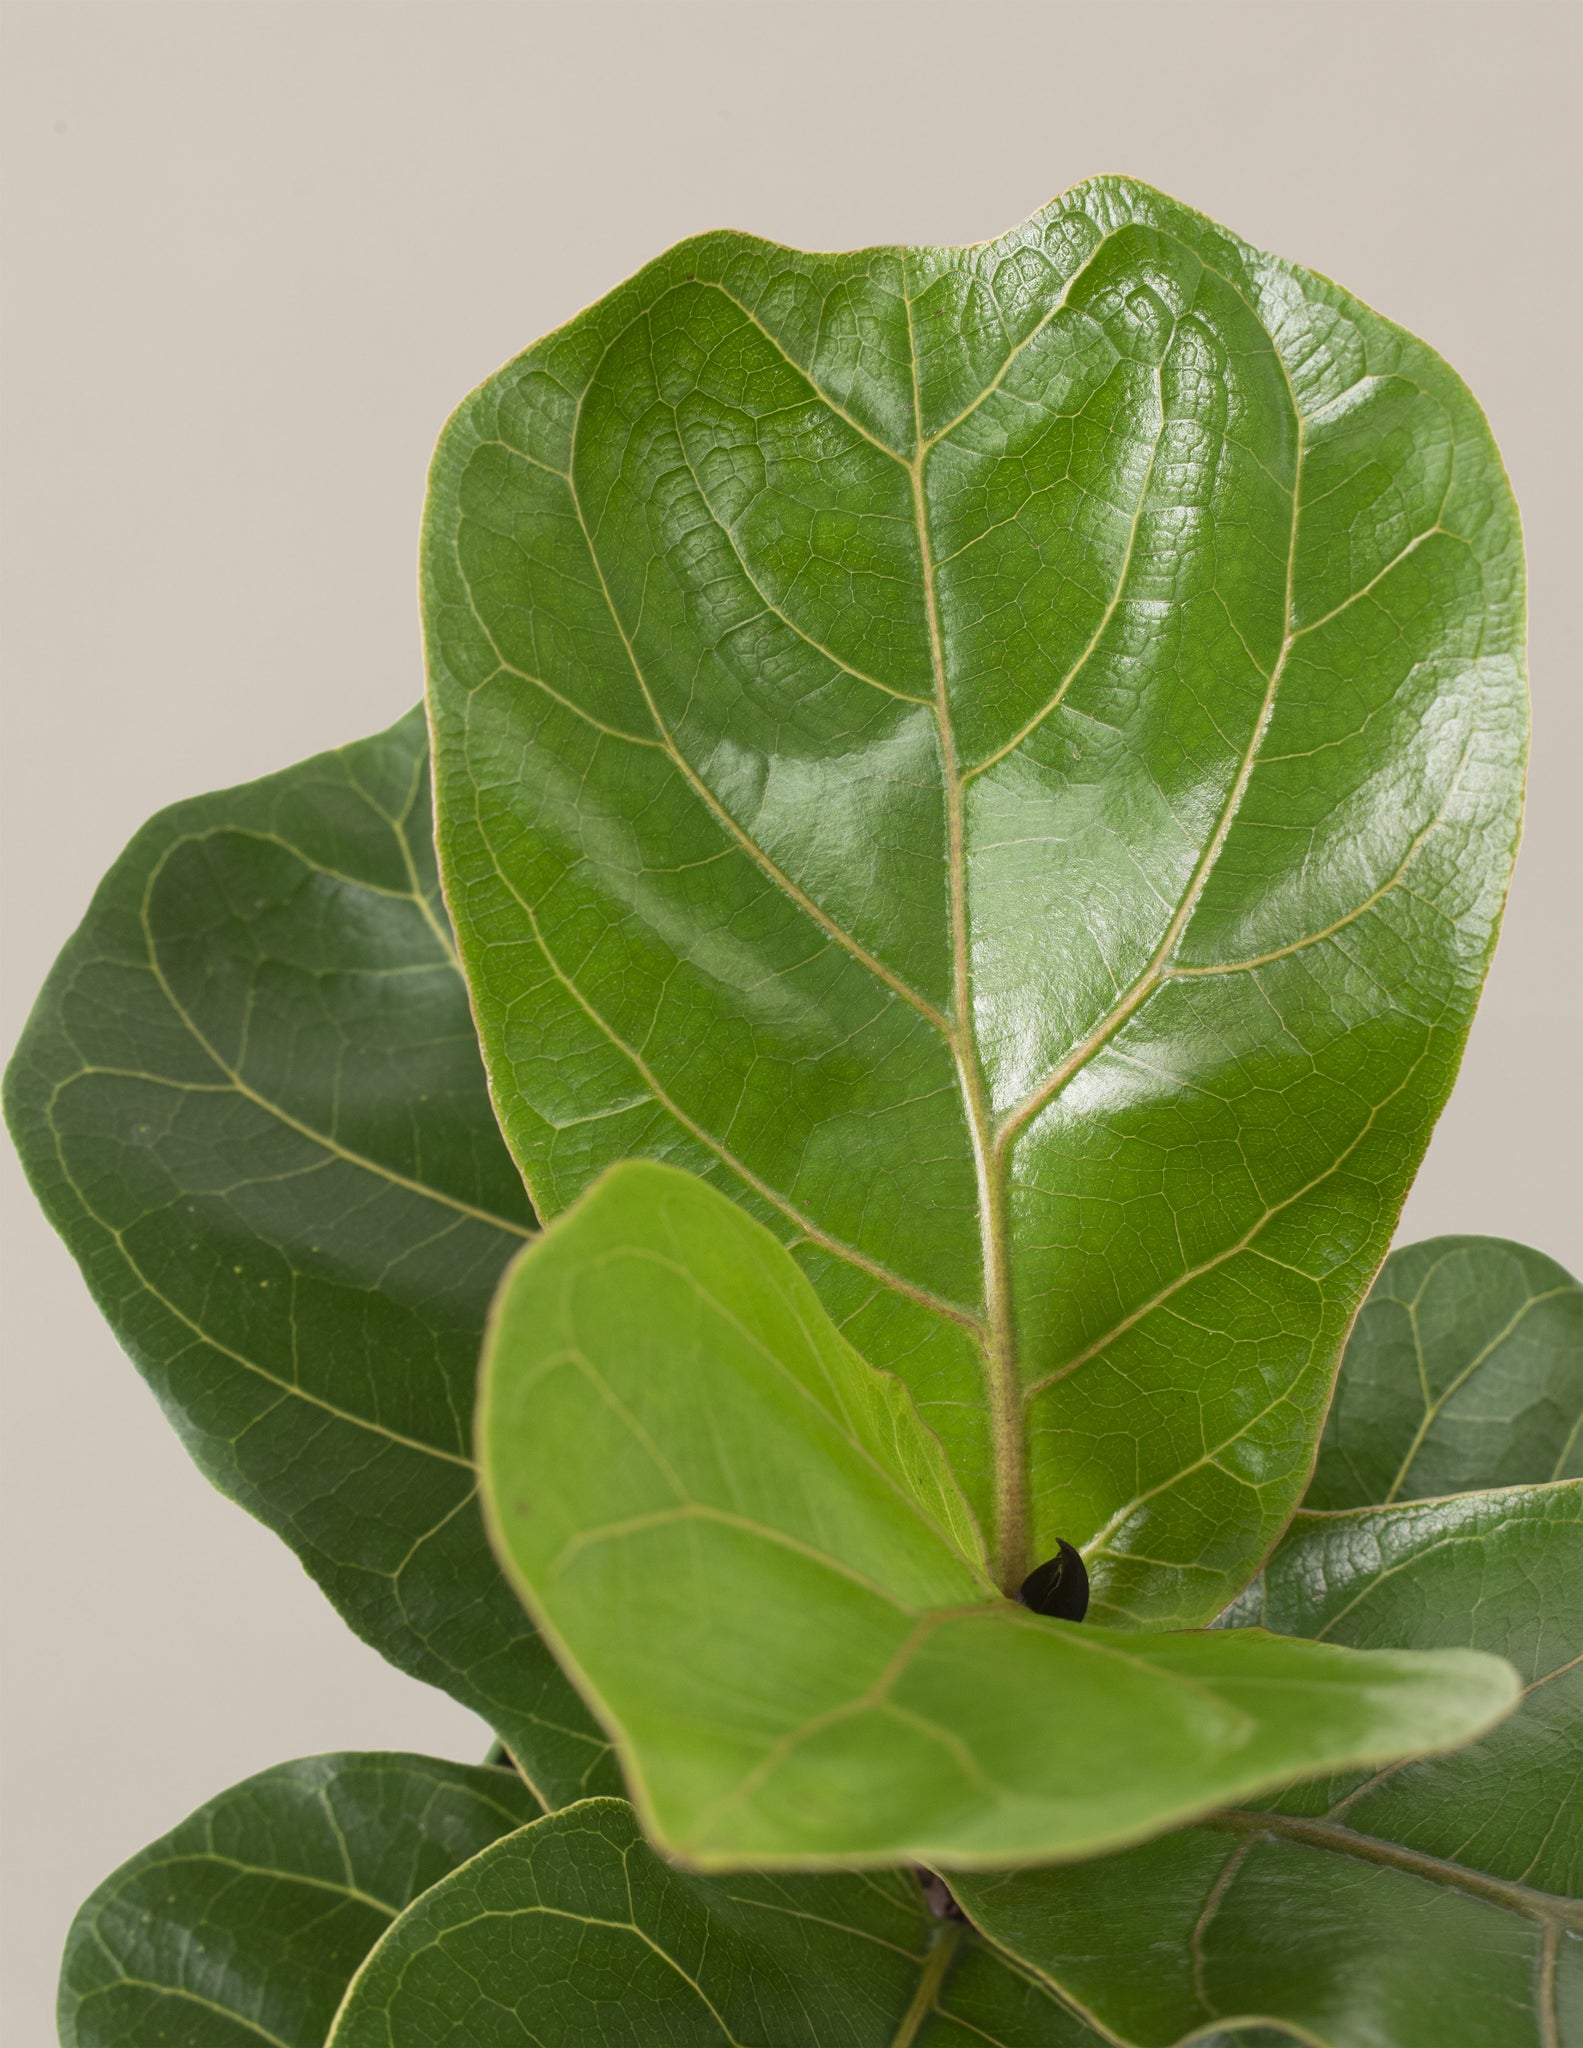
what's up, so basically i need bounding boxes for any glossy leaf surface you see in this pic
[953,1480,1583,2047]
[329,1796,1109,2047]
[424,172,1527,1618]
[59,1752,541,2048]
[1309,1235,1583,1508]
[2,711,614,1804]
[478,1160,1518,1869]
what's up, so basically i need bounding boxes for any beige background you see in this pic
[3,1,1579,2036]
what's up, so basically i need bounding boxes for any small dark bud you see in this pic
[1017,1539,1089,1621]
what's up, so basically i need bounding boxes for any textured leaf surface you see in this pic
[953,1480,1583,2046]
[329,1797,1109,2047]
[58,1752,541,2048]
[1310,1235,1583,1508]
[2,711,614,1803]
[478,1160,1518,1869]
[424,172,1527,1619]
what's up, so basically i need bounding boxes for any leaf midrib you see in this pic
[905,243,1306,1595]
[902,247,1025,1594]
[1204,1807,1583,1930]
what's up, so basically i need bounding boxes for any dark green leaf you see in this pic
[952,1480,1583,2047]
[3,711,614,1804]
[328,1796,1107,2047]
[478,1160,1518,1869]
[1309,1235,1583,1507]
[424,173,1526,1621]
[59,1751,541,2048]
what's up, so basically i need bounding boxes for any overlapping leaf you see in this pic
[424,172,1527,1620]
[1309,1234,1583,1507]
[952,1248,1583,2046]
[2,711,614,1803]
[953,1481,1583,2046]
[477,1160,1517,1869]
[329,1796,1110,2047]
[59,1752,541,2048]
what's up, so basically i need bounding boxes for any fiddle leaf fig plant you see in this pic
[8,177,1574,2047]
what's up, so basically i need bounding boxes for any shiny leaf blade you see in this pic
[2,710,614,1804]
[328,1797,1108,2047]
[1222,1480,1582,1895]
[1310,1235,1583,1508]
[953,1480,1583,2047]
[425,174,1526,1621]
[58,1752,541,2048]
[478,1160,1518,1869]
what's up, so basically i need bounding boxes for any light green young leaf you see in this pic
[328,1796,1108,2048]
[1308,1235,1583,1508]
[478,1160,1517,1871]
[952,1480,1583,2048]
[425,174,1526,1618]
[58,1752,541,2048]
[2,711,614,1805]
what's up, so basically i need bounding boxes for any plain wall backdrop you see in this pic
[3,1,1579,2036]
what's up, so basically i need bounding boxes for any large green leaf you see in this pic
[952,1479,1583,2047]
[477,1159,1517,1869]
[329,1796,1108,2047]
[58,1751,541,2048]
[2,711,614,1804]
[1309,1235,1583,1508]
[423,172,1527,1619]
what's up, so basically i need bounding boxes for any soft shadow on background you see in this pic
[3,1,1578,2036]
